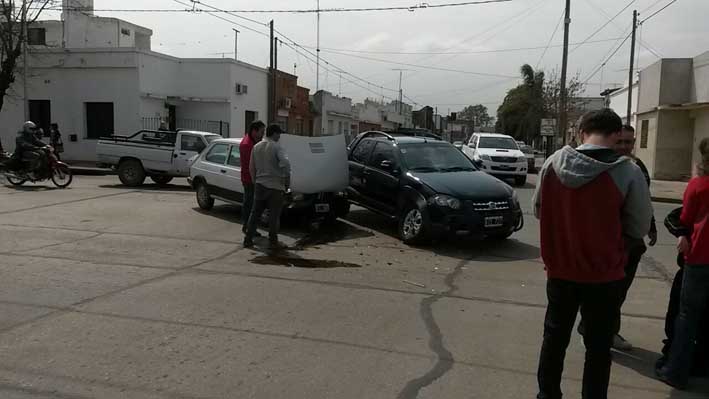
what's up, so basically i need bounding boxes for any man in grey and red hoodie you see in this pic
[533,109,653,399]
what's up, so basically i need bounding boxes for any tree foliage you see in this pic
[496,64,585,145]
[458,104,492,127]
[0,0,52,151]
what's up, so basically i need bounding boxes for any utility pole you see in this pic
[392,69,409,115]
[274,37,279,124]
[232,28,239,61]
[556,0,571,156]
[22,3,29,121]
[627,10,638,124]
[269,20,274,123]
[316,0,320,91]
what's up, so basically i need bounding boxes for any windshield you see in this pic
[400,143,476,172]
[478,137,519,150]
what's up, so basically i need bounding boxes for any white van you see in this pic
[463,133,528,186]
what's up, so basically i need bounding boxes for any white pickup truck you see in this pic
[96,130,220,186]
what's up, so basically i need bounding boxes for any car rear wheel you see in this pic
[399,204,430,245]
[118,159,146,187]
[196,182,214,210]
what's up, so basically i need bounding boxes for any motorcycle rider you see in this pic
[13,121,49,173]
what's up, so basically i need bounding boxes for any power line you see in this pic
[536,9,565,68]
[46,0,517,14]
[639,0,666,13]
[314,49,519,78]
[172,0,269,38]
[582,31,632,84]
[306,37,623,56]
[570,0,636,53]
[640,0,678,23]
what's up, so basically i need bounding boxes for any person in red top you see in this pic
[239,120,265,234]
[533,109,653,399]
[657,138,709,389]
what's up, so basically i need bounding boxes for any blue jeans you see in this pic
[662,265,709,385]
[242,183,255,233]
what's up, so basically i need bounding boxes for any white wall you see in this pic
[692,110,709,171]
[229,62,268,137]
[608,84,638,125]
[692,51,709,103]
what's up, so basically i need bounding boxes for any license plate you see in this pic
[485,216,504,228]
[315,203,330,213]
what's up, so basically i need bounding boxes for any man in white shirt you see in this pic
[244,124,291,249]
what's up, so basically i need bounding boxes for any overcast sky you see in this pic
[45,0,709,115]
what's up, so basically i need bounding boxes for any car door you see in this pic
[348,138,376,204]
[222,144,245,203]
[200,143,230,198]
[463,134,477,160]
[364,141,400,215]
[174,134,208,175]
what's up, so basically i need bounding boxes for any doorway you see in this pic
[29,100,51,137]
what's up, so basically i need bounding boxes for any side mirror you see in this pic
[474,159,484,168]
[380,160,400,175]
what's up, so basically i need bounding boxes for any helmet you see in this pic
[22,121,37,134]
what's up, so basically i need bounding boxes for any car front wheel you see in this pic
[399,204,431,245]
[196,182,214,210]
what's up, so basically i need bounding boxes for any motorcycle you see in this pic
[1,146,73,188]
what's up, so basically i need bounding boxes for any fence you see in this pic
[141,117,230,137]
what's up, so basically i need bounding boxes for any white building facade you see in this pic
[312,90,354,140]
[0,0,268,162]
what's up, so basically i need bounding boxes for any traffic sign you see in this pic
[541,119,556,137]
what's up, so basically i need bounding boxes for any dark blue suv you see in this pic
[347,132,523,244]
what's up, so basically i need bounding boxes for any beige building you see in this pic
[630,52,709,180]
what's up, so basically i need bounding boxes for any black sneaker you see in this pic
[655,368,687,390]
[243,239,254,248]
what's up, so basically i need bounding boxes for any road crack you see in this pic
[396,258,467,399]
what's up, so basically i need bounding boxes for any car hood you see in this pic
[409,170,513,200]
[477,148,525,158]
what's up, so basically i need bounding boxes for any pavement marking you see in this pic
[397,258,467,399]
[0,190,138,216]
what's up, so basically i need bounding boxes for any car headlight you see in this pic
[481,154,492,161]
[428,194,461,210]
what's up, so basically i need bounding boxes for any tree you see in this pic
[542,68,585,125]
[0,0,52,152]
[496,64,544,142]
[458,104,492,127]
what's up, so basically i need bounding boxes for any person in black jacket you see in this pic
[14,121,48,172]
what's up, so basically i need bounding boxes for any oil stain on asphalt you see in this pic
[250,256,361,269]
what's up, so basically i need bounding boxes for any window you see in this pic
[227,145,240,167]
[205,144,228,164]
[368,142,397,171]
[28,28,46,45]
[121,28,131,36]
[351,139,376,164]
[478,137,519,150]
[338,121,343,134]
[327,120,334,134]
[181,135,206,153]
[640,120,649,149]
[86,102,114,139]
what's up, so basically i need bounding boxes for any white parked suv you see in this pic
[463,133,528,186]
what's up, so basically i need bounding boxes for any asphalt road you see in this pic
[0,175,706,399]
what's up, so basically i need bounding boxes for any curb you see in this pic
[651,196,683,205]
[68,167,115,176]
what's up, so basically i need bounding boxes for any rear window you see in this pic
[204,143,228,164]
[350,138,376,164]
[478,137,519,150]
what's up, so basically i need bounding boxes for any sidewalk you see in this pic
[65,160,114,176]
[527,174,686,204]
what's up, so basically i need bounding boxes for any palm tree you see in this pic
[519,64,544,144]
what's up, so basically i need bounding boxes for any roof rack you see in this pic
[358,130,395,141]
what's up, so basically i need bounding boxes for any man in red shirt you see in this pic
[533,109,653,399]
[240,121,265,234]
[657,138,709,389]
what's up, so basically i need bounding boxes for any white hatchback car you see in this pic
[188,138,349,222]
[463,133,528,186]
